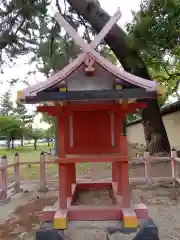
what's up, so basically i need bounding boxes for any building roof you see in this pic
[17,51,158,100]
[127,100,180,126]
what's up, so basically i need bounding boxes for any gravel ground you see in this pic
[0,182,180,240]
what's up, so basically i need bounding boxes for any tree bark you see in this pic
[7,139,10,150]
[34,139,37,150]
[11,139,14,149]
[66,0,170,155]
[21,136,24,146]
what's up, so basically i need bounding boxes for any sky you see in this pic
[0,0,141,128]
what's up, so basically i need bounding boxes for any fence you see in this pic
[0,150,180,203]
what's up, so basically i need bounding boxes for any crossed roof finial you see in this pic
[54,8,122,54]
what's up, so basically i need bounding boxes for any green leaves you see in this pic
[0,91,14,116]
[100,46,117,65]
[14,100,34,125]
[0,0,50,67]
[0,115,23,142]
[126,0,180,102]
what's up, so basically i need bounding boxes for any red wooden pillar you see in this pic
[112,113,120,183]
[116,115,130,208]
[58,163,67,209]
[65,163,76,198]
[57,115,68,208]
[119,161,130,208]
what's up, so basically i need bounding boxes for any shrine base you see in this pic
[39,180,148,230]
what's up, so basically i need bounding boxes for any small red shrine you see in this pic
[17,8,162,230]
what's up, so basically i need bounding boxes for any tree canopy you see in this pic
[126,0,180,103]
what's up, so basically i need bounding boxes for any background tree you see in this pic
[13,100,34,145]
[0,0,50,70]
[44,127,55,147]
[126,0,180,103]
[0,91,14,116]
[14,100,34,124]
[25,126,44,150]
[0,115,23,149]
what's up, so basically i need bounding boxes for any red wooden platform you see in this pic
[40,180,148,223]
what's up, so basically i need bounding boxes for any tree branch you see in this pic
[56,0,62,13]
[171,79,180,94]
[14,18,26,36]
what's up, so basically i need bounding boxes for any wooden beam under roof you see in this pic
[37,102,147,115]
[25,88,156,103]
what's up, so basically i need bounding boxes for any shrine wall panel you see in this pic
[64,110,121,154]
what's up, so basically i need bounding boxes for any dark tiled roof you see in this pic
[127,100,180,126]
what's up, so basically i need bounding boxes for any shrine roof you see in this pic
[17,50,159,100]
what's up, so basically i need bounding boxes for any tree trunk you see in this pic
[34,139,37,150]
[11,139,14,149]
[67,0,170,155]
[21,136,24,147]
[7,139,10,150]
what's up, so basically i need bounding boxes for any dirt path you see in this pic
[0,182,180,240]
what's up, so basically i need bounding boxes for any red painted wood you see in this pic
[63,103,120,113]
[119,162,130,208]
[76,181,111,190]
[58,164,67,209]
[64,110,123,154]
[68,205,122,221]
[65,147,121,154]
[57,116,68,209]
[115,113,121,150]
[37,103,146,115]
[67,175,72,197]
[74,111,111,150]
[66,164,76,197]
[119,136,128,155]
[134,203,148,219]
[57,116,66,157]
[56,154,128,163]
[39,203,148,222]
[69,163,76,184]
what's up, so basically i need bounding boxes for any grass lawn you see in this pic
[0,144,52,161]
[1,144,92,181]
[1,144,140,182]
